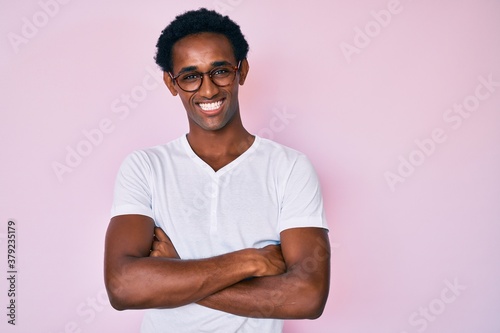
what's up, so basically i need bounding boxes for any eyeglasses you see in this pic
[170,61,241,92]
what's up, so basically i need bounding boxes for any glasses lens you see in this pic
[177,72,202,92]
[175,66,237,92]
[211,67,236,87]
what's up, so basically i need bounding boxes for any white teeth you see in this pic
[199,100,223,111]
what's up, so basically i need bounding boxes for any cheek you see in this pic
[229,88,239,104]
[179,94,194,109]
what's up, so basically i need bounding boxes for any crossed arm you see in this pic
[104,214,330,319]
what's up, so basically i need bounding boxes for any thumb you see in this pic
[154,226,169,242]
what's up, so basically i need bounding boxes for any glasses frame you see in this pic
[169,61,241,93]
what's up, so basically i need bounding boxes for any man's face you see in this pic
[165,32,248,132]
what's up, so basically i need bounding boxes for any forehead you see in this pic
[171,32,236,72]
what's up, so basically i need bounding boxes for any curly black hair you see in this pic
[155,8,249,73]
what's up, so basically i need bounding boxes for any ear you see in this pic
[163,72,178,96]
[238,58,249,85]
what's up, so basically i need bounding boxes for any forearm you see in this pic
[197,265,329,319]
[197,230,331,319]
[105,216,286,311]
[106,249,258,310]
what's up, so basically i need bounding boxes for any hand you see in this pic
[254,244,286,277]
[150,227,180,259]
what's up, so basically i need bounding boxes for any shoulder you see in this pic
[255,136,315,171]
[256,136,305,158]
[119,136,186,171]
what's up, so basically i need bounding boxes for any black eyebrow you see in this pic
[176,61,234,75]
[211,61,233,67]
[176,66,198,75]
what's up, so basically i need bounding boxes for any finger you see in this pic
[154,227,169,242]
[150,250,160,257]
[151,240,167,252]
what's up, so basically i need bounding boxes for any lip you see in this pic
[196,98,225,116]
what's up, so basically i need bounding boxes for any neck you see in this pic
[186,112,254,160]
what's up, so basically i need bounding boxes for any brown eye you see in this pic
[181,73,201,82]
[211,68,231,78]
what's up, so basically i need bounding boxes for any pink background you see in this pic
[1,1,500,332]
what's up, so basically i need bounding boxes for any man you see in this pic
[104,8,330,333]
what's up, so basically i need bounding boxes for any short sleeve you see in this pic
[278,155,328,232]
[110,151,154,219]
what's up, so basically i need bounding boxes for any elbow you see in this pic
[110,299,127,311]
[306,303,326,320]
[108,293,128,311]
[293,278,329,320]
[105,277,127,311]
[302,288,328,319]
[105,272,136,311]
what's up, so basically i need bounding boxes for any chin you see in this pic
[199,120,230,132]
[192,111,236,132]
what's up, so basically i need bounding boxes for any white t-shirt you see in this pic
[111,135,328,333]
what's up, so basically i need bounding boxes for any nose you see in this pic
[198,74,219,99]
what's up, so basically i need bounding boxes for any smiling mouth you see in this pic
[198,99,224,111]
